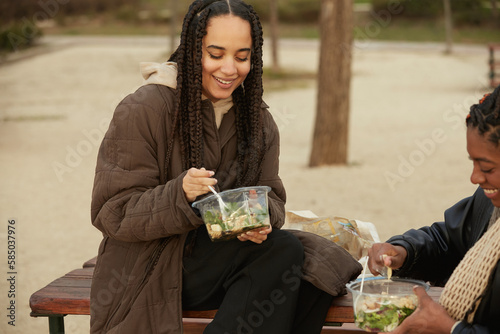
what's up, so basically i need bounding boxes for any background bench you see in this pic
[490,43,500,88]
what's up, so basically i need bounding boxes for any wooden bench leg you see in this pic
[48,316,65,334]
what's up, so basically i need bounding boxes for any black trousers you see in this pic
[182,226,333,334]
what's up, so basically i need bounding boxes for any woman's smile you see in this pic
[214,76,236,86]
[483,188,499,199]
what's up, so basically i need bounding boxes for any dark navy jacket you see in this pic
[388,187,500,333]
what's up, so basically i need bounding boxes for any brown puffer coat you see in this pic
[90,84,361,333]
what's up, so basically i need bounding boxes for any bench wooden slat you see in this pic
[326,298,354,323]
[182,310,218,319]
[30,285,90,316]
[30,267,93,317]
[47,277,92,288]
[83,257,97,268]
[181,319,362,334]
[64,267,94,277]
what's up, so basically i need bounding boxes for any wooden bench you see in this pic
[30,257,362,333]
[30,258,441,333]
[489,43,500,88]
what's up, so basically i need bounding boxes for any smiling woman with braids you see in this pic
[367,85,500,334]
[89,0,361,333]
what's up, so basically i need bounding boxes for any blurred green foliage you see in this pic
[0,0,141,51]
[372,0,495,25]
[0,0,498,52]
[250,0,321,23]
[0,0,141,24]
[0,24,42,53]
[1,0,496,28]
[372,0,442,18]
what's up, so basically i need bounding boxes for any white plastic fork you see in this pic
[208,185,229,218]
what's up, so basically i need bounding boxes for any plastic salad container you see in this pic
[346,277,429,332]
[192,186,271,241]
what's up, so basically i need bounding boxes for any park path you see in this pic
[0,36,489,333]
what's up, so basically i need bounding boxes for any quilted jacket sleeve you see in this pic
[91,89,203,242]
[258,110,286,229]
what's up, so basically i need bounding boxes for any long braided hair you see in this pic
[167,0,266,187]
[466,85,500,144]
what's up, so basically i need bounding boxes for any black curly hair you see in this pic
[166,0,266,187]
[466,85,500,146]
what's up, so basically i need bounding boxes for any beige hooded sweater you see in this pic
[140,61,233,129]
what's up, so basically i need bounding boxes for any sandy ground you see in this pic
[0,35,492,333]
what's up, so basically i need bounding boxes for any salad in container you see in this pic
[346,277,429,332]
[192,186,271,241]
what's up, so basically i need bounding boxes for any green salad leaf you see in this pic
[203,201,270,241]
[355,301,416,332]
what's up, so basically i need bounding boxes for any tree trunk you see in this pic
[443,0,453,54]
[309,0,353,167]
[270,0,280,72]
[169,0,178,54]
[492,0,498,19]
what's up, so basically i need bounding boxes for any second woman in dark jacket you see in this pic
[368,86,500,334]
